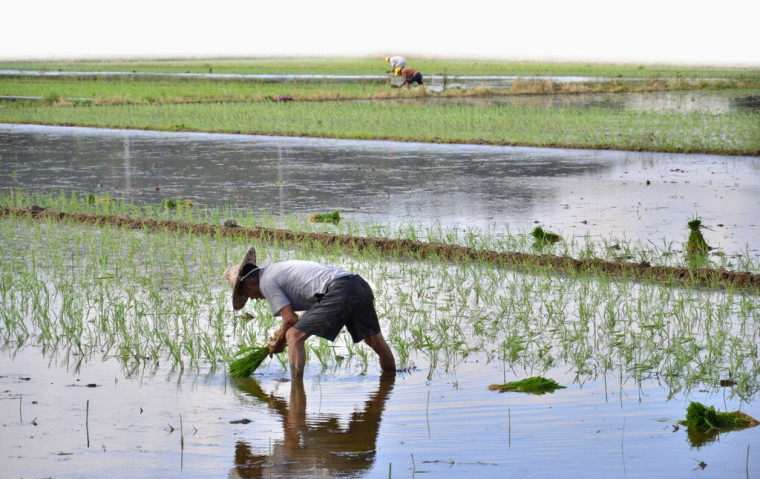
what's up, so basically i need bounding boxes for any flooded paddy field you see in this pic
[3,350,758,478]
[1,122,759,478]
[1,214,758,478]
[2,123,759,260]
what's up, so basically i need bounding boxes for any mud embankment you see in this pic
[4,206,759,291]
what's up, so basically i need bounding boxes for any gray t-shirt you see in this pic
[258,260,351,315]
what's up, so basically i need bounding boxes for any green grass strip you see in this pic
[0,77,394,103]
[2,101,757,155]
[3,77,758,105]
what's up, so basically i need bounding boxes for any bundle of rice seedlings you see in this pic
[164,198,194,210]
[309,210,341,223]
[683,401,759,430]
[229,345,270,378]
[489,376,566,395]
[686,218,711,255]
[531,227,561,247]
[86,193,115,205]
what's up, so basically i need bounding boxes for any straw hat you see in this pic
[223,246,258,310]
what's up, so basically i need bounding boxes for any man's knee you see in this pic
[286,327,309,347]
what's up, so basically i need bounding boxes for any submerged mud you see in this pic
[4,206,759,291]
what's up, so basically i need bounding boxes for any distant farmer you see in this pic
[397,67,424,89]
[224,247,396,379]
[385,55,407,73]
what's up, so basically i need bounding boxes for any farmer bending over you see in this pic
[385,55,407,73]
[224,247,396,379]
[397,67,423,89]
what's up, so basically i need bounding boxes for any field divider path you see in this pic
[4,206,759,292]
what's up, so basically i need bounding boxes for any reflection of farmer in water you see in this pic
[224,246,396,380]
[229,374,395,478]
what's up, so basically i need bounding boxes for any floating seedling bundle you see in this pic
[309,210,341,223]
[682,401,758,430]
[531,227,561,247]
[489,376,566,395]
[680,401,759,446]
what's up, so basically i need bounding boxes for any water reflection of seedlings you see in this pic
[488,377,566,395]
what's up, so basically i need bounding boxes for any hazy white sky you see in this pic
[2,0,758,66]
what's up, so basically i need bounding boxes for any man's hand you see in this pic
[267,336,286,356]
[267,305,299,357]
[266,327,285,356]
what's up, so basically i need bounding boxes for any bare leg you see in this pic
[364,333,396,373]
[286,328,310,380]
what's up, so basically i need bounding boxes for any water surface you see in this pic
[2,123,759,256]
[2,349,757,478]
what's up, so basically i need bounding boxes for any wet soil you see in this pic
[5,206,758,291]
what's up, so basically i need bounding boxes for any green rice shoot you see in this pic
[229,345,270,377]
[489,376,567,395]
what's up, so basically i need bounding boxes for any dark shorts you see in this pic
[410,72,423,85]
[295,275,381,343]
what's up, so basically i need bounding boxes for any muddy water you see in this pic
[2,348,758,478]
[2,123,759,257]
